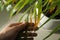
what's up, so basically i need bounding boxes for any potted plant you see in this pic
[42,0,60,30]
[0,0,60,40]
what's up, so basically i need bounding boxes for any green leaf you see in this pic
[42,0,48,7]
[38,0,42,22]
[18,2,35,22]
[43,0,60,13]
[43,2,50,13]
[16,0,30,14]
[0,1,4,11]
[10,0,23,18]
[43,24,60,40]
[13,0,23,9]
[33,2,37,24]
[16,0,35,14]
[25,13,29,22]
[5,0,12,5]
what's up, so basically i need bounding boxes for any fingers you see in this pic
[15,31,37,40]
[12,22,38,40]
[17,32,37,37]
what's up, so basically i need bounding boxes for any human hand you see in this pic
[0,22,38,40]
[15,23,38,40]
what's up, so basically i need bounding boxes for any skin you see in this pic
[0,22,37,40]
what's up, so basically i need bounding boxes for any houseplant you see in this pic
[42,0,60,30]
[0,0,60,40]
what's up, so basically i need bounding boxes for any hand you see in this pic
[0,22,26,40]
[15,23,38,40]
[0,22,38,40]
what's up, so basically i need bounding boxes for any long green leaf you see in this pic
[16,0,36,15]
[10,0,23,18]
[43,2,50,13]
[13,0,23,9]
[5,0,12,5]
[18,2,35,22]
[33,2,37,25]
[43,24,60,40]
[16,0,36,14]
[25,13,29,22]
[16,0,30,14]
[18,7,30,22]
[38,0,42,22]
[42,0,48,7]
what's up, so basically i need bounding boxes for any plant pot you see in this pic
[40,14,60,30]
